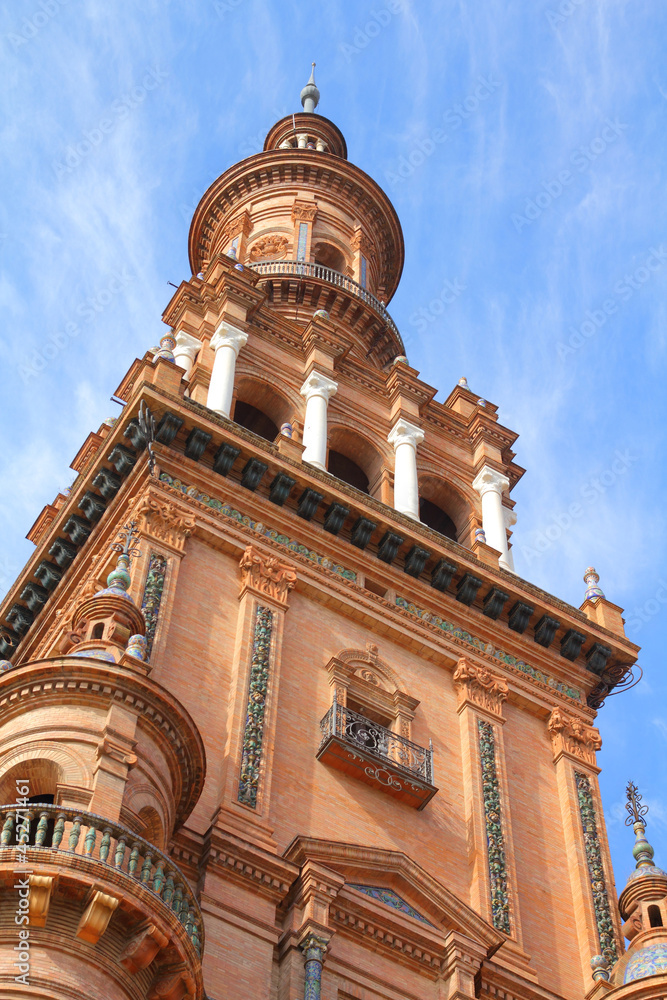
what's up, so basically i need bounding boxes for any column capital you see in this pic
[472,464,510,497]
[174,329,202,361]
[210,321,248,355]
[300,370,338,403]
[387,417,424,450]
[298,931,330,962]
[547,707,602,767]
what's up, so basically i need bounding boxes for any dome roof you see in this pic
[626,864,667,884]
[624,942,667,983]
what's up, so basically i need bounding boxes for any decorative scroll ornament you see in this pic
[239,544,297,605]
[238,605,274,809]
[547,708,602,765]
[248,234,289,261]
[137,401,156,477]
[478,720,511,934]
[134,493,195,552]
[575,771,618,962]
[453,657,509,718]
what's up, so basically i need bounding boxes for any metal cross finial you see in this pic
[625,780,649,826]
[111,520,141,559]
[138,401,157,477]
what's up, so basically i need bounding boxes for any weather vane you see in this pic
[138,401,157,477]
[625,780,649,826]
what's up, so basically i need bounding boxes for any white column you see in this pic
[207,322,248,418]
[503,507,517,573]
[173,331,202,380]
[300,371,338,471]
[472,466,512,571]
[387,418,424,520]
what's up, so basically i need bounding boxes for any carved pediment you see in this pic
[283,836,503,956]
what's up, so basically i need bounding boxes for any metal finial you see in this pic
[625,781,649,826]
[300,62,320,113]
[625,781,655,870]
[584,566,605,601]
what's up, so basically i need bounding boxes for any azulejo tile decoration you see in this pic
[478,719,511,935]
[395,596,581,702]
[348,884,433,925]
[141,552,167,657]
[238,605,273,809]
[159,473,356,582]
[575,771,618,962]
[624,942,667,983]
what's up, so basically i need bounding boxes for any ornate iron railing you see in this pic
[319,703,434,785]
[0,804,203,954]
[247,260,404,349]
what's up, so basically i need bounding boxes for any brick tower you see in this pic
[0,67,651,1000]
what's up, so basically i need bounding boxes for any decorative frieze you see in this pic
[395,596,581,702]
[239,544,297,606]
[574,771,618,962]
[237,605,274,809]
[478,719,511,935]
[547,708,601,765]
[159,472,357,582]
[453,658,508,719]
[140,552,167,658]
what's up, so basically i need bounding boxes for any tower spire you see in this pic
[625,781,655,870]
[584,566,605,601]
[300,62,320,113]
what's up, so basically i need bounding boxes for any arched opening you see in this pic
[92,623,104,640]
[328,451,369,494]
[233,401,279,442]
[313,241,346,273]
[419,498,457,541]
[418,476,472,545]
[649,905,663,928]
[0,758,61,806]
[327,427,384,498]
[138,805,165,851]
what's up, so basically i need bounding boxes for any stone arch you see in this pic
[233,373,297,441]
[337,643,404,694]
[312,239,347,273]
[0,742,90,804]
[417,469,476,545]
[327,424,387,497]
[122,779,170,849]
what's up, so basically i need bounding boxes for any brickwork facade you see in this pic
[0,83,656,1000]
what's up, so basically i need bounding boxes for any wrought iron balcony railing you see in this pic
[317,703,437,809]
[0,803,203,954]
[247,260,404,349]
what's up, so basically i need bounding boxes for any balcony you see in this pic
[0,804,204,999]
[247,259,404,365]
[317,704,437,810]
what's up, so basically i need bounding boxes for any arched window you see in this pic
[327,427,384,498]
[419,498,457,540]
[233,401,279,441]
[313,241,346,273]
[0,759,60,806]
[92,623,104,640]
[649,905,663,928]
[328,451,369,494]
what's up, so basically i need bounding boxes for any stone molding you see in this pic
[134,492,196,552]
[291,200,318,223]
[239,544,297,606]
[453,657,509,720]
[210,322,248,355]
[547,707,602,765]
[387,417,424,451]
[299,370,338,403]
[472,465,510,498]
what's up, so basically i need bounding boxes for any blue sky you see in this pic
[1,0,665,888]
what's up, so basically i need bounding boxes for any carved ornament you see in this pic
[453,657,509,718]
[248,234,289,261]
[134,493,196,551]
[28,874,54,927]
[76,889,120,944]
[547,707,602,765]
[120,922,169,974]
[291,200,318,223]
[239,544,297,605]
